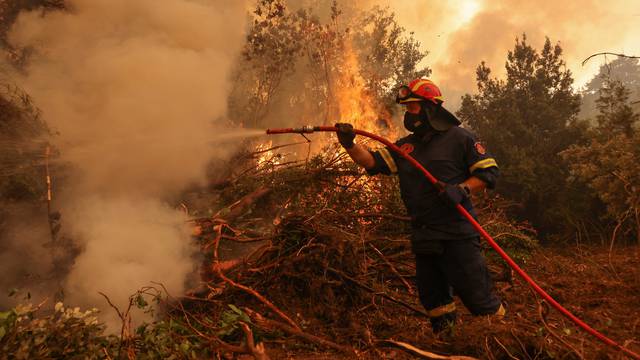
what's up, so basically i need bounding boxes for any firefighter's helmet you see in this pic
[396,78,444,104]
[396,78,461,131]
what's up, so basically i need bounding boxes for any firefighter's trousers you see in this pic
[414,237,502,332]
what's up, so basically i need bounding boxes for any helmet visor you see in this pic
[397,86,412,100]
[396,85,426,104]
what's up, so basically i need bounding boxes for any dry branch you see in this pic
[240,322,270,360]
[217,186,272,222]
[378,339,479,359]
[537,300,585,359]
[211,224,300,330]
[369,244,414,294]
[243,307,356,355]
[582,52,640,66]
[326,267,429,317]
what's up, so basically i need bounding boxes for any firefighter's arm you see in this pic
[345,144,376,169]
[335,123,376,170]
[460,176,488,195]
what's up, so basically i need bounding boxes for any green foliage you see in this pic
[228,0,429,128]
[352,6,430,109]
[458,35,587,237]
[0,300,230,359]
[229,0,304,127]
[216,304,252,339]
[594,78,639,137]
[133,319,210,359]
[0,302,115,359]
[562,78,640,244]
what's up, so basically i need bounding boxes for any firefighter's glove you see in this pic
[438,181,469,208]
[335,123,356,149]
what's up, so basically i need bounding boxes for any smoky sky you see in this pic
[367,0,639,110]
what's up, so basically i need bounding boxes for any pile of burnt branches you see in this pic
[170,141,630,359]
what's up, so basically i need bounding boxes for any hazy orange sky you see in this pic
[373,0,640,109]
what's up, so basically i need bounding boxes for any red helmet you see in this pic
[396,78,461,130]
[396,78,444,104]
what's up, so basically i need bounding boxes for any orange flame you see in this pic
[334,42,395,138]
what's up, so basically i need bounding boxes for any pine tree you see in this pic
[595,78,639,138]
[458,35,586,237]
[562,79,640,244]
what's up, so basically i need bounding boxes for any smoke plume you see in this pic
[410,0,638,109]
[6,0,247,329]
[354,0,639,110]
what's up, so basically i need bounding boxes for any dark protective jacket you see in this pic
[367,126,499,251]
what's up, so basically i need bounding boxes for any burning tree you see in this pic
[228,0,429,133]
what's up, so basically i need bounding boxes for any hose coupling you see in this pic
[299,125,315,133]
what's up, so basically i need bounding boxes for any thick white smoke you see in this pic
[7,0,248,329]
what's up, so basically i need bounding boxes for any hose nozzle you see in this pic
[266,126,317,135]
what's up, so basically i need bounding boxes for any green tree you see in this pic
[580,57,640,121]
[0,83,49,201]
[352,7,430,110]
[227,0,304,128]
[458,35,587,237]
[562,78,640,244]
[228,0,429,129]
[594,78,638,137]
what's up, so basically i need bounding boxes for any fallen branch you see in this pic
[222,234,272,243]
[492,336,518,360]
[212,224,300,330]
[216,186,272,222]
[369,244,414,295]
[353,212,412,222]
[240,322,270,360]
[326,267,429,317]
[377,339,478,359]
[243,307,356,355]
[250,140,309,156]
[537,300,585,359]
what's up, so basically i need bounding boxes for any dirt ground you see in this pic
[254,243,640,359]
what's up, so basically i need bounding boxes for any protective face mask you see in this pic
[403,109,431,135]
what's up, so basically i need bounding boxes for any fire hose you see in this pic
[266,125,640,359]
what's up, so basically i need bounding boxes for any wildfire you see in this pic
[254,140,282,170]
[334,42,396,139]
[254,40,400,168]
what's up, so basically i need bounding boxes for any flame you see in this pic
[256,39,400,167]
[254,140,282,170]
[334,41,396,138]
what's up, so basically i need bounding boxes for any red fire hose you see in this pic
[266,125,640,359]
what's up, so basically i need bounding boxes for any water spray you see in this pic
[266,125,640,359]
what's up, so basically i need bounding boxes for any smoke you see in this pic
[6,0,248,329]
[415,0,639,110]
[345,0,640,111]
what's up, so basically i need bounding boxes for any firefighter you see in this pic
[335,78,504,333]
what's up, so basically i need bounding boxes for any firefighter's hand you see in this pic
[335,123,356,149]
[437,181,469,208]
